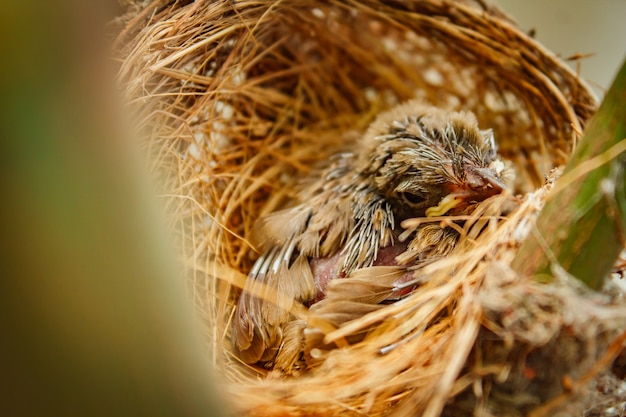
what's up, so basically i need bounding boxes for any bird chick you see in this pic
[231,100,509,368]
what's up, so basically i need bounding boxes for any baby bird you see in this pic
[231,100,508,367]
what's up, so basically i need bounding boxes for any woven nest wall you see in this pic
[115,1,626,416]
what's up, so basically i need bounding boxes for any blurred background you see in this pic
[492,0,626,98]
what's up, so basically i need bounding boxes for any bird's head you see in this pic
[359,102,509,219]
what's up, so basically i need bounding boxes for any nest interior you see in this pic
[115,1,626,416]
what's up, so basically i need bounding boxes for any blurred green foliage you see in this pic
[513,58,626,289]
[0,2,226,416]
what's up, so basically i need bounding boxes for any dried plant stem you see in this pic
[513,59,626,289]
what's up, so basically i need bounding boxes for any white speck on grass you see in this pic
[364,87,378,102]
[212,121,226,132]
[215,100,234,120]
[383,37,397,51]
[210,131,229,149]
[188,143,201,160]
[230,68,246,86]
[312,8,325,18]
[446,95,461,108]
[423,68,444,86]
[210,121,231,150]
[194,131,207,144]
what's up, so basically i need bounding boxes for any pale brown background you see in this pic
[492,0,626,98]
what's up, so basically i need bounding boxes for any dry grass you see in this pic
[114,1,626,415]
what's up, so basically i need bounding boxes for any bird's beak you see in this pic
[467,166,507,196]
[425,193,463,217]
[425,166,507,217]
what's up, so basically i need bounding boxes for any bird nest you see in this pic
[114,1,626,416]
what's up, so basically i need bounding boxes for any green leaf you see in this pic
[512,59,626,289]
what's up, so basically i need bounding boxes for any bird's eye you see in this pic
[399,191,426,207]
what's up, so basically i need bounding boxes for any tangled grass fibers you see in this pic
[114,1,626,415]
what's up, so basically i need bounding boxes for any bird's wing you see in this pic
[231,230,316,363]
[231,193,354,365]
[232,148,404,365]
[342,193,396,274]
